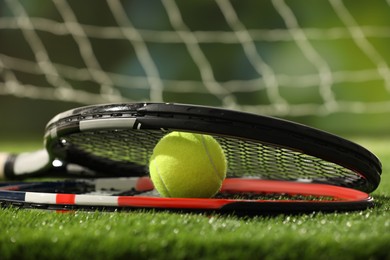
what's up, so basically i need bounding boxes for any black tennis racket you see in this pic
[0,102,382,214]
[0,177,374,214]
[1,102,381,193]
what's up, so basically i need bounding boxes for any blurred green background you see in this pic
[1,0,390,140]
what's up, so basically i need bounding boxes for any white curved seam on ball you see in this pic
[201,135,222,181]
[152,160,171,197]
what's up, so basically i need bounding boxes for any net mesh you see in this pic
[1,0,390,121]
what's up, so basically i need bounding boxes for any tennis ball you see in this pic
[149,132,227,198]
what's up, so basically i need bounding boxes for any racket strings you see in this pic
[63,130,162,166]
[59,129,365,189]
[214,192,335,201]
[217,137,358,180]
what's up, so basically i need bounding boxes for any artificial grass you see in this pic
[1,203,389,260]
[0,137,389,260]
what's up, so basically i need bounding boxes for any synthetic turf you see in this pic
[0,137,389,260]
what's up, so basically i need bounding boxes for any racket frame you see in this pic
[0,178,374,215]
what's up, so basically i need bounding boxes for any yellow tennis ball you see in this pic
[149,132,227,198]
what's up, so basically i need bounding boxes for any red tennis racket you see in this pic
[0,177,373,214]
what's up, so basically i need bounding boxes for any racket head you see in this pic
[41,102,381,193]
[0,178,374,215]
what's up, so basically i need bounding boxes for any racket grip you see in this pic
[0,152,10,179]
[1,150,51,179]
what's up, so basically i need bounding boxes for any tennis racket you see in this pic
[0,177,373,214]
[0,102,381,193]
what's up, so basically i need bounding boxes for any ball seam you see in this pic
[151,160,171,197]
[200,135,224,182]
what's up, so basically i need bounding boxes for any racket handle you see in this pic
[0,150,141,179]
[0,152,9,179]
[0,150,51,179]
